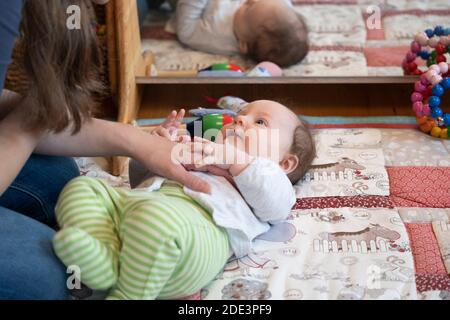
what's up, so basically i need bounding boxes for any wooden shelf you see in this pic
[137,81,422,119]
[136,76,419,85]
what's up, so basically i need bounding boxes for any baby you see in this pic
[174,0,309,67]
[52,100,315,300]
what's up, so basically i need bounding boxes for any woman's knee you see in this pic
[0,207,70,300]
[0,155,80,226]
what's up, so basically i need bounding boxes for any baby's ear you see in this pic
[280,153,299,175]
[239,40,249,54]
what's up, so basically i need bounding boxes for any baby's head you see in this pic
[220,100,316,184]
[233,0,308,67]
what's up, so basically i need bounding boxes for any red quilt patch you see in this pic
[405,223,447,275]
[388,167,450,208]
[294,196,393,210]
[415,274,450,292]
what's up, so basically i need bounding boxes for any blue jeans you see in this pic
[0,155,80,300]
[0,1,23,90]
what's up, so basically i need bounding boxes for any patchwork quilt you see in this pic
[76,118,450,300]
[140,0,450,76]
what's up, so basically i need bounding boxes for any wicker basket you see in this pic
[4,3,111,100]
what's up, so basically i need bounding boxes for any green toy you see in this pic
[187,114,234,142]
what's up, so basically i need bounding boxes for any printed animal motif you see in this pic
[319,223,401,250]
[372,256,415,283]
[290,265,350,283]
[224,252,278,273]
[312,211,346,224]
[337,284,365,300]
[221,279,271,300]
[331,137,381,149]
[323,56,351,69]
[309,158,365,175]
[338,286,401,300]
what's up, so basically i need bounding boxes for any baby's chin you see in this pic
[221,133,247,152]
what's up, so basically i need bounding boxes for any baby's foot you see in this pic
[53,227,119,291]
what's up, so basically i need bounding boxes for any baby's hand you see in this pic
[152,109,185,141]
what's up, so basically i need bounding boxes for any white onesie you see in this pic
[173,0,293,56]
[135,157,296,258]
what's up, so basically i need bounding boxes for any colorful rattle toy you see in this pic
[403,26,450,75]
[412,62,450,139]
[150,62,283,77]
[186,114,234,142]
[197,62,282,77]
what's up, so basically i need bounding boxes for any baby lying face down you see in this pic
[175,0,308,67]
[233,0,309,67]
[52,100,315,300]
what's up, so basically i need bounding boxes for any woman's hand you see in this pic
[184,163,234,183]
[132,133,212,194]
[36,118,211,194]
[189,137,254,177]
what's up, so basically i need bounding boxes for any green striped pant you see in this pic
[53,176,230,300]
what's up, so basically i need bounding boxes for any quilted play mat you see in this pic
[141,0,450,76]
[76,116,450,300]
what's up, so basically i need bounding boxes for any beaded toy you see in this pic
[412,62,450,139]
[402,26,450,76]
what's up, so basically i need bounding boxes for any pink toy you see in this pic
[246,61,283,77]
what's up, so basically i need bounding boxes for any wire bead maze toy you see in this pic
[411,61,450,139]
[403,26,450,76]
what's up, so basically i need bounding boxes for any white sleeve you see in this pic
[233,158,296,224]
[175,0,213,50]
[175,0,238,55]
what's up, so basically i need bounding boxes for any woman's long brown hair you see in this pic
[20,0,103,134]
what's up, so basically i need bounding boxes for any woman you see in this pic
[0,0,209,299]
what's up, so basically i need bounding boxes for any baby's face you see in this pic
[218,100,300,165]
[234,0,290,53]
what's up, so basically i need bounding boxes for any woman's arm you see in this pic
[0,89,20,120]
[0,106,44,195]
[35,118,210,193]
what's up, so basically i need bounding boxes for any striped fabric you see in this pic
[53,176,230,300]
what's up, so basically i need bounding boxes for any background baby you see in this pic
[175,0,309,67]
